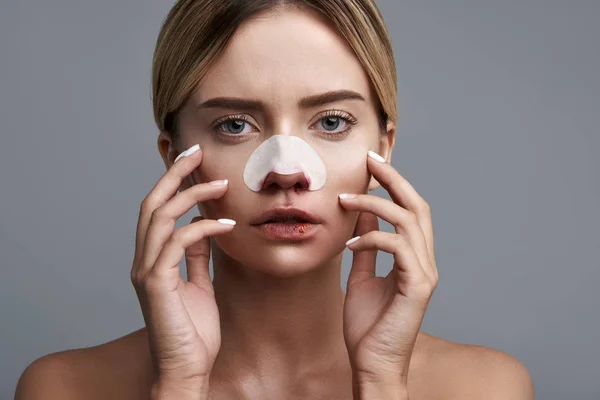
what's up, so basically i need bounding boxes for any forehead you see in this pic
[190,7,376,107]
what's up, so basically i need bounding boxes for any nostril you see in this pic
[296,178,309,190]
[261,171,310,191]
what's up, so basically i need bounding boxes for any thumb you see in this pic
[185,216,212,291]
[347,211,379,286]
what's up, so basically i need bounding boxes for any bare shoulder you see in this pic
[413,332,535,400]
[15,328,152,400]
[15,351,77,400]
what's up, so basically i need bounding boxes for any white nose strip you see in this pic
[243,135,326,191]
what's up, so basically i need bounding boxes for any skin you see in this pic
[14,6,534,400]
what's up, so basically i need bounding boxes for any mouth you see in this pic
[250,207,321,241]
[263,219,310,224]
[251,207,320,226]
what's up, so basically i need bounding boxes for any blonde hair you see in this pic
[152,0,397,143]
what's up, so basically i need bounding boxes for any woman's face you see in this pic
[169,7,394,276]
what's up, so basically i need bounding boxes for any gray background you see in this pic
[1,1,598,399]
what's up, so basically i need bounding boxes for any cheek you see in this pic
[190,144,250,186]
[323,147,370,193]
[189,150,250,218]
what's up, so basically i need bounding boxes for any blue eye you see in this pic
[212,115,254,135]
[314,110,358,138]
[210,110,358,138]
[318,116,349,134]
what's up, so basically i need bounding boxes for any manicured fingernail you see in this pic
[175,144,201,163]
[346,236,361,246]
[368,150,386,163]
[339,193,358,200]
[210,179,228,186]
[217,218,236,226]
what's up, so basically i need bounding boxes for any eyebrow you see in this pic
[195,89,366,112]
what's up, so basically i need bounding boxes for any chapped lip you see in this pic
[251,207,321,225]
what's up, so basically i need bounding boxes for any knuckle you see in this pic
[143,273,163,293]
[169,228,186,245]
[395,233,409,248]
[428,270,439,288]
[150,205,169,223]
[140,194,158,214]
[130,267,146,288]
[130,260,141,284]
[130,270,139,286]
[418,200,431,214]
[412,280,433,298]
[367,230,382,242]
[131,266,148,288]
[405,211,419,225]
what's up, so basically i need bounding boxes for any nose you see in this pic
[261,171,310,190]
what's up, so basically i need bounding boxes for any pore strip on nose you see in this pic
[243,135,326,191]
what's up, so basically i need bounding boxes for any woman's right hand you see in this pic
[129,144,234,394]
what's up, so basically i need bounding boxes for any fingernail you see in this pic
[346,236,361,246]
[217,218,236,226]
[368,150,386,163]
[210,179,228,186]
[339,193,358,200]
[175,144,201,163]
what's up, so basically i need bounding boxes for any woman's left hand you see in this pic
[340,151,439,390]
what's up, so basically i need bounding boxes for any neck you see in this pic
[210,239,351,383]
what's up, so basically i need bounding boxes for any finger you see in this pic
[145,219,236,292]
[139,181,229,279]
[138,187,226,283]
[185,216,212,291]
[366,152,435,267]
[339,193,432,280]
[134,144,202,267]
[346,230,430,296]
[346,211,379,286]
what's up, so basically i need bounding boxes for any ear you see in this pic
[368,119,396,191]
[157,131,192,191]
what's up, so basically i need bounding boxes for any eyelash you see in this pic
[210,110,358,139]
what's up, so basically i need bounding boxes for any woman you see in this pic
[15,0,534,399]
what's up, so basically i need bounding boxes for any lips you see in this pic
[251,207,320,225]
